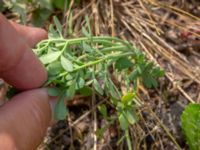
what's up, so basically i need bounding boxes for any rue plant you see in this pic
[33,17,163,120]
[32,17,164,149]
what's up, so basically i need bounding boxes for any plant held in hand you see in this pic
[34,18,163,118]
[8,17,164,150]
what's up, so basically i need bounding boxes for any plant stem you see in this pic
[125,129,132,150]
[37,36,133,49]
[58,52,133,78]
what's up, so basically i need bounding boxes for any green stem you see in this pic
[77,45,129,61]
[33,41,50,52]
[125,129,132,150]
[58,52,133,78]
[37,36,133,50]
[73,52,133,72]
[101,45,128,52]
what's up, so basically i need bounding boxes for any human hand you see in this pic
[0,14,52,150]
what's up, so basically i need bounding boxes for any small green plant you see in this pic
[181,103,200,150]
[34,17,164,119]
[32,17,164,149]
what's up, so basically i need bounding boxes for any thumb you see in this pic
[0,89,51,150]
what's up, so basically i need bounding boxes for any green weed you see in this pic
[181,103,200,150]
[32,17,164,149]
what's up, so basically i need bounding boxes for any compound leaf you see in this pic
[115,57,133,71]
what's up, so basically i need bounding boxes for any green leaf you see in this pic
[67,12,73,35]
[143,76,158,88]
[54,94,68,120]
[119,113,129,130]
[98,104,107,118]
[66,81,76,99]
[48,87,61,96]
[76,77,85,89]
[53,16,62,36]
[82,42,93,53]
[65,74,74,81]
[93,79,104,95]
[47,61,63,76]
[82,26,90,37]
[78,86,92,96]
[85,15,92,36]
[121,93,135,104]
[61,56,73,72]
[152,67,165,77]
[48,24,60,39]
[105,78,120,100]
[129,70,139,81]
[115,57,133,71]
[136,65,142,74]
[40,51,61,64]
[181,104,200,150]
[66,80,74,86]
[125,110,138,125]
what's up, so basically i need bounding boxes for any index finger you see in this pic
[0,14,47,90]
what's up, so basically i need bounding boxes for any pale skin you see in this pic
[0,14,52,149]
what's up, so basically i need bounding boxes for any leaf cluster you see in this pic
[33,19,164,122]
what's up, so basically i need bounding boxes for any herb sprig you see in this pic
[32,17,164,150]
[33,16,164,121]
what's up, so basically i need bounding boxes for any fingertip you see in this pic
[25,27,48,47]
[1,48,48,90]
[10,21,48,47]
